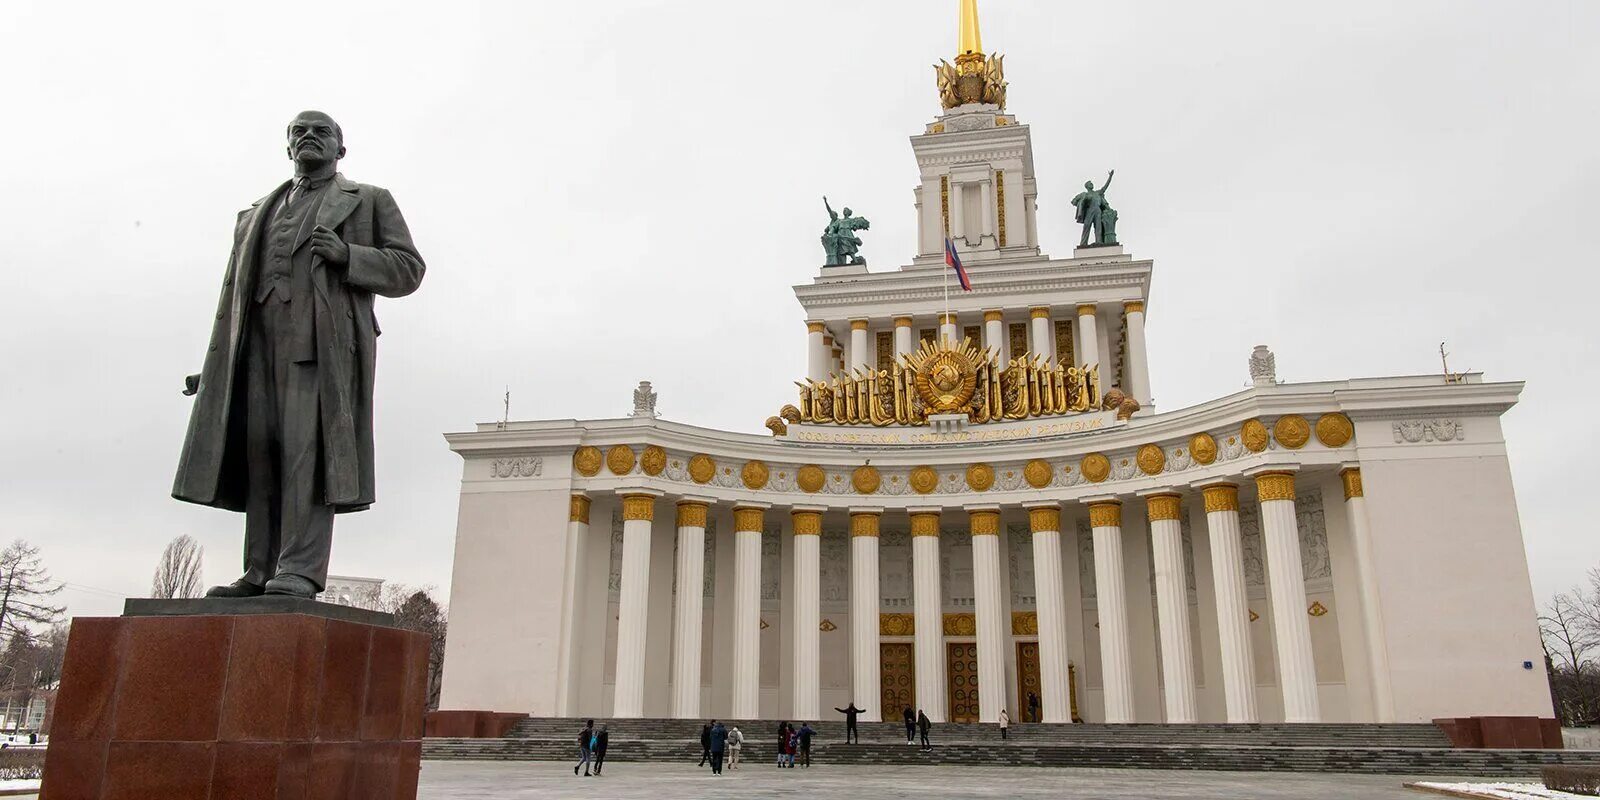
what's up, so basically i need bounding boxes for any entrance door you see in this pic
[880,643,915,721]
[946,642,980,723]
[1016,641,1041,722]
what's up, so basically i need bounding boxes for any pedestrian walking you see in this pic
[917,709,932,750]
[727,725,744,770]
[902,706,916,744]
[574,719,594,776]
[834,703,866,744]
[709,720,728,775]
[698,722,713,767]
[797,722,816,768]
[1028,691,1041,723]
[593,725,610,775]
[999,708,1010,740]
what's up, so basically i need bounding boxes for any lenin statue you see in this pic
[173,111,425,599]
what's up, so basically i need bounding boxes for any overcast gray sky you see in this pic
[3,1,1595,620]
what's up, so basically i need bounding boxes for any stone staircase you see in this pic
[423,717,1600,777]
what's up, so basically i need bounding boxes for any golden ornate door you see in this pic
[946,642,980,723]
[1016,641,1041,722]
[880,643,916,720]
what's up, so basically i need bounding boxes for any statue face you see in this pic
[842,208,853,217]
[285,111,345,168]
[1084,181,1094,190]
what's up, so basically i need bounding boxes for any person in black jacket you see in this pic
[574,719,594,777]
[592,725,610,775]
[698,722,713,767]
[834,703,866,744]
[917,709,932,750]
[709,721,728,775]
[902,706,916,745]
[797,722,816,767]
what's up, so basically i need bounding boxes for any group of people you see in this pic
[770,721,817,768]
[902,707,934,749]
[694,720,742,775]
[573,720,610,777]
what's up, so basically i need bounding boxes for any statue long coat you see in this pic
[172,174,425,513]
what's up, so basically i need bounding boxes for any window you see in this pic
[1008,323,1028,361]
[1055,319,1075,366]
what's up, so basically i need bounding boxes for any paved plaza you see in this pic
[415,761,1453,799]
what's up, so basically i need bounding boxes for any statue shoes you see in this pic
[205,579,266,598]
[263,573,319,599]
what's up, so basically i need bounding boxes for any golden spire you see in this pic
[958,0,983,57]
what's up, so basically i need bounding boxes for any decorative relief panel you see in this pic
[761,527,781,604]
[1076,519,1096,599]
[879,529,912,609]
[607,507,623,598]
[1238,506,1265,587]
[942,528,974,608]
[821,529,850,603]
[1297,488,1331,582]
[704,521,717,598]
[1008,524,1036,608]
[489,456,542,478]
[1392,418,1465,443]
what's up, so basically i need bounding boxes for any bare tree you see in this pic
[1541,581,1600,726]
[150,535,205,599]
[382,586,448,710]
[0,541,65,644]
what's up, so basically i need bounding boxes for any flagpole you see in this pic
[943,240,951,345]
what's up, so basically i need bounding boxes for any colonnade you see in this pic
[565,465,1386,724]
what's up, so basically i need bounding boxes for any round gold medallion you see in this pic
[1273,415,1311,449]
[1136,444,1166,476]
[741,460,770,490]
[605,445,636,475]
[1190,433,1217,465]
[910,466,938,494]
[797,464,825,493]
[1241,419,1269,453]
[687,454,715,484]
[852,465,881,494]
[639,445,666,476]
[1023,459,1052,489]
[1315,412,1354,448]
[966,463,994,492]
[573,446,602,477]
[1080,453,1111,483]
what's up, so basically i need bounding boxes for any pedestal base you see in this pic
[42,601,428,799]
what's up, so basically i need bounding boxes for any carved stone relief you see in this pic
[1392,418,1465,443]
[489,456,542,478]
[821,528,850,603]
[1008,524,1036,608]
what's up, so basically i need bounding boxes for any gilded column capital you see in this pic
[850,319,870,331]
[569,494,591,524]
[1027,506,1061,534]
[1340,467,1364,500]
[621,493,657,522]
[1123,300,1145,314]
[732,505,766,533]
[983,309,1004,323]
[939,312,958,325]
[1200,483,1239,513]
[849,511,880,538]
[806,321,826,334]
[792,509,823,536]
[676,500,709,528]
[909,511,941,537]
[1087,500,1123,529]
[969,509,1001,536]
[893,316,914,328]
[1030,306,1051,319]
[1145,493,1182,522]
[1076,303,1098,316]
[1254,471,1297,502]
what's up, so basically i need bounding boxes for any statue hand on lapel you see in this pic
[310,224,350,266]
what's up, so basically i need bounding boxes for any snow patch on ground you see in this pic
[0,778,40,791]
[1412,781,1593,800]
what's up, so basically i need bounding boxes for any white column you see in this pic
[613,492,659,717]
[951,181,966,242]
[1029,306,1053,362]
[978,179,993,238]
[850,509,882,721]
[983,310,1005,361]
[555,494,590,716]
[910,509,948,722]
[806,321,828,382]
[670,500,709,718]
[939,313,958,347]
[1253,470,1321,723]
[1199,482,1259,723]
[1123,300,1151,406]
[1144,492,1197,723]
[849,319,870,372]
[1075,303,1099,369]
[791,508,823,721]
[893,316,914,358]
[1027,504,1072,723]
[1343,467,1395,722]
[731,504,767,719]
[1088,499,1135,723]
[969,507,1007,723]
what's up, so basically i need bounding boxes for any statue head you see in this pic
[842,207,853,217]
[285,110,345,170]
[1084,180,1095,190]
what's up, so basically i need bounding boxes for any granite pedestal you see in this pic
[41,598,429,799]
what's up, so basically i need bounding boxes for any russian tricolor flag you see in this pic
[945,237,972,291]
